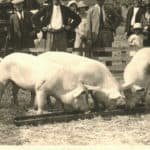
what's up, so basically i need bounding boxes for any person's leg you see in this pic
[46,32,54,51]
[55,31,67,51]
[101,30,113,47]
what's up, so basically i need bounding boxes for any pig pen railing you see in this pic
[73,47,138,74]
[0,47,138,72]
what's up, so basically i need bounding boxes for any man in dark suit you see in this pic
[32,0,81,51]
[24,0,40,10]
[125,0,144,37]
[9,0,35,51]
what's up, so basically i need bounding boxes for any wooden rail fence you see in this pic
[0,47,138,74]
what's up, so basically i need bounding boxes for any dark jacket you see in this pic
[125,6,144,36]
[24,0,40,10]
[86,4,119,44]
[9,11,35,50]
[32,4,81,37]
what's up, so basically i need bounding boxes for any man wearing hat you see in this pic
[9,0,35,50]
[32,0,81,51]
[125,0,144,37]
[67,0,78,48]
[67,0,78,13]
[128,22,144,47]
[74,1,89,51]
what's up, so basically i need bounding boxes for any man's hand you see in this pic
[42,27,48,32]
[37,31,43,40]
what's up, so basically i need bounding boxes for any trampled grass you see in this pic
[0,26,149,145]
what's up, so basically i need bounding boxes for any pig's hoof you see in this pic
[37,110,43,115]
[125,103,136,111]
[27,109,37,115]
[37,110,48,115]
[84,110,91,114]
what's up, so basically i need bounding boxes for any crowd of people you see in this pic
[126,0,150,48]
[0,0,149,57]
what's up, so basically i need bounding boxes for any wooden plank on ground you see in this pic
[14,105,150,126]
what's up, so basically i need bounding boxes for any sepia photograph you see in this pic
[0,0,149,148]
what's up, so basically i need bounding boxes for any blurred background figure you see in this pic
[67,0,78,13]
[113,0,123,24]
[74,0,89,54]
[128,23,144,47]
[86,0,120,55]
[67,0,78,49]
[125,0,144,37]
[121,3,128,23]
[141,0,150,46]
[0,1,12,51]
[9,0,35,51]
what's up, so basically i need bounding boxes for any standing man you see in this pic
[0,2,10,50]
[8,0,36,105]
[86,0,119,54]
[9,0,35,51]
[125,0,144,37]
[32,0,81,51]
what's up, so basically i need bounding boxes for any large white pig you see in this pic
[38,52,123,109]
[0,53,90,114]
[122,47,150,109]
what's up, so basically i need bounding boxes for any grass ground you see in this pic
[0,26,149,145]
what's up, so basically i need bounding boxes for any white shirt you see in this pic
[50,5,63,30]
[16,11,24,20]
[131,7,139,26]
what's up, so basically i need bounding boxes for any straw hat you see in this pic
[133,23,142,29]
[67,0,78,7]
[78,1,88,8]
[12,0,24,4]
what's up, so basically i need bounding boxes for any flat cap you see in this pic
[12,0,24,5]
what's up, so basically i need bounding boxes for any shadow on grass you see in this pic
[0,83,31,145]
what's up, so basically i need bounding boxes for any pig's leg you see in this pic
[30,91,52,110]
[122,82,138,109]
[11,83,19,106]
[144,86,150,109]
[90,91,100,110]
[29,91,36,109]
[124,86,141,110]
[0,82,7,103]
[35,90,47,114]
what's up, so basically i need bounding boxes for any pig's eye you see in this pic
[81,91,86,95]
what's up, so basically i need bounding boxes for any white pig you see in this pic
[0,52,90,114]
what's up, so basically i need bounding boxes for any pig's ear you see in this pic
[73,83,88,98]
[121,83,132,90]
[82,84,101,92]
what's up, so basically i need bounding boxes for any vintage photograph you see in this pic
[0,0,149,146]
